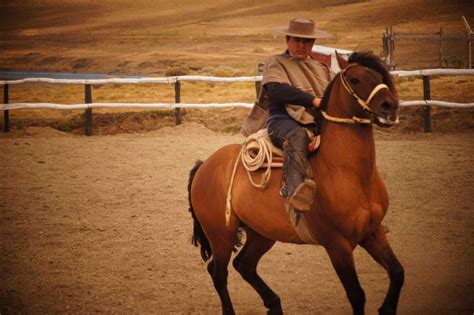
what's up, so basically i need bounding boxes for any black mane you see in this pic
[319,76,336,112]
[348,51,396,95]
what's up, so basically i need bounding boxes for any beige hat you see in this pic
[273,18,332,39]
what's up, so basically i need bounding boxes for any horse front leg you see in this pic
[325,239,366,315]
[360,226,404,315]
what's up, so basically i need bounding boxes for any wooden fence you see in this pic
[2,69,474,135]
[383,17,473,70]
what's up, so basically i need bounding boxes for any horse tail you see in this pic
[187,159,212,262]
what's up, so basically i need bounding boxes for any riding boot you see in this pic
[280,128,316,211]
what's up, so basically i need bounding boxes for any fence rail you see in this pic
[391,69,474,76]
[4,100,474,111]
[4,102,255,110]
[399,100,474,108]
[1,77,176,85]
[0,75,262,86]
[2,70,474,134]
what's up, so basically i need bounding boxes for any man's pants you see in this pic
[267,118,315,210]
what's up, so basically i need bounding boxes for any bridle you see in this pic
[321,63,390,124]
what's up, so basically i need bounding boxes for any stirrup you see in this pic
[288,179,316,211]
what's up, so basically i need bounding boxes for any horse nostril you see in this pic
[381,102,392,112]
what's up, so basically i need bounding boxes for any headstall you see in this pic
[321,63,390,124]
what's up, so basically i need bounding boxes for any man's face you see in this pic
[287,36,315,59]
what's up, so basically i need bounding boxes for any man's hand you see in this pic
[312,97,321,108]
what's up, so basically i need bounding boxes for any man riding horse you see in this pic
[189,18,403,315]
[242,18,334,212]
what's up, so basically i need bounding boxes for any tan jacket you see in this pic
[241,51,334,136]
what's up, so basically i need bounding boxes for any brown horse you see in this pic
[187,52,404,315]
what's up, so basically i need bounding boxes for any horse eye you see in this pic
[350,78,359,85]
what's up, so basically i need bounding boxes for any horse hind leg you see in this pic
[188,160,240,314]
[360,226,404,315]
[232,228,282,315]
[207,230,238,315]
[207,259,233,314]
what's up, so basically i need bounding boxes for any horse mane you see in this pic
[319,76,336,112]
[348,51,397,96]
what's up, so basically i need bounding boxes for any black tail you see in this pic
[187,160,212,262]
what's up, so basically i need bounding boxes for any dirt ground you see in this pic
[0,124,473,314]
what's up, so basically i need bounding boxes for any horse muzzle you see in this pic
[373,100,400,128]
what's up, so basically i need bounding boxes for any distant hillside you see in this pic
[0,0,472,74]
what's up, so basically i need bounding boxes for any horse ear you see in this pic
[335,50,348,70]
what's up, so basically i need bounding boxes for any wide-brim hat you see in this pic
[273,18,332,39]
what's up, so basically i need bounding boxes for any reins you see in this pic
[320,64,389,125]
[320,110,372,124]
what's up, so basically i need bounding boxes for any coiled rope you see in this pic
[240,132,274,188]
[225,131,277,225]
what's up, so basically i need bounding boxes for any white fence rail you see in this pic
[391,69,474,77]
[1,69,474,134]
[399,100,474,108]
[0,75,262,86]
[5,100,474,111]
[4,102,255,110]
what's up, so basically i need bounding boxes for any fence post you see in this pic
[383,26,395,69]
[388,26,395,69]
[84,84,93,136]
[3,84,9,132]
[255,63,264,97]
[438,27,443,67]
[469,33,472,69]
[422,75,432,132]
[462,16,473,69]
[174,80,181,125]
[255,79,262,97]
[469,34,473,69]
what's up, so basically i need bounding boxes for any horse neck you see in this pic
[315,89,376,178]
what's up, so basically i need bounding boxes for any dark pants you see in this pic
[268,118,313,149]
[267,117,314,203]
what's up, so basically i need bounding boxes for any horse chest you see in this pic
[314,172,387,239]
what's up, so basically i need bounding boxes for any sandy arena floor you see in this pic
[0,124,473,314]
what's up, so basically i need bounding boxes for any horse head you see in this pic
[334,51,399,127]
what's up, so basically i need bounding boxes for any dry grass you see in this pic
[2,0,472,73]
[0,0,473,134]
